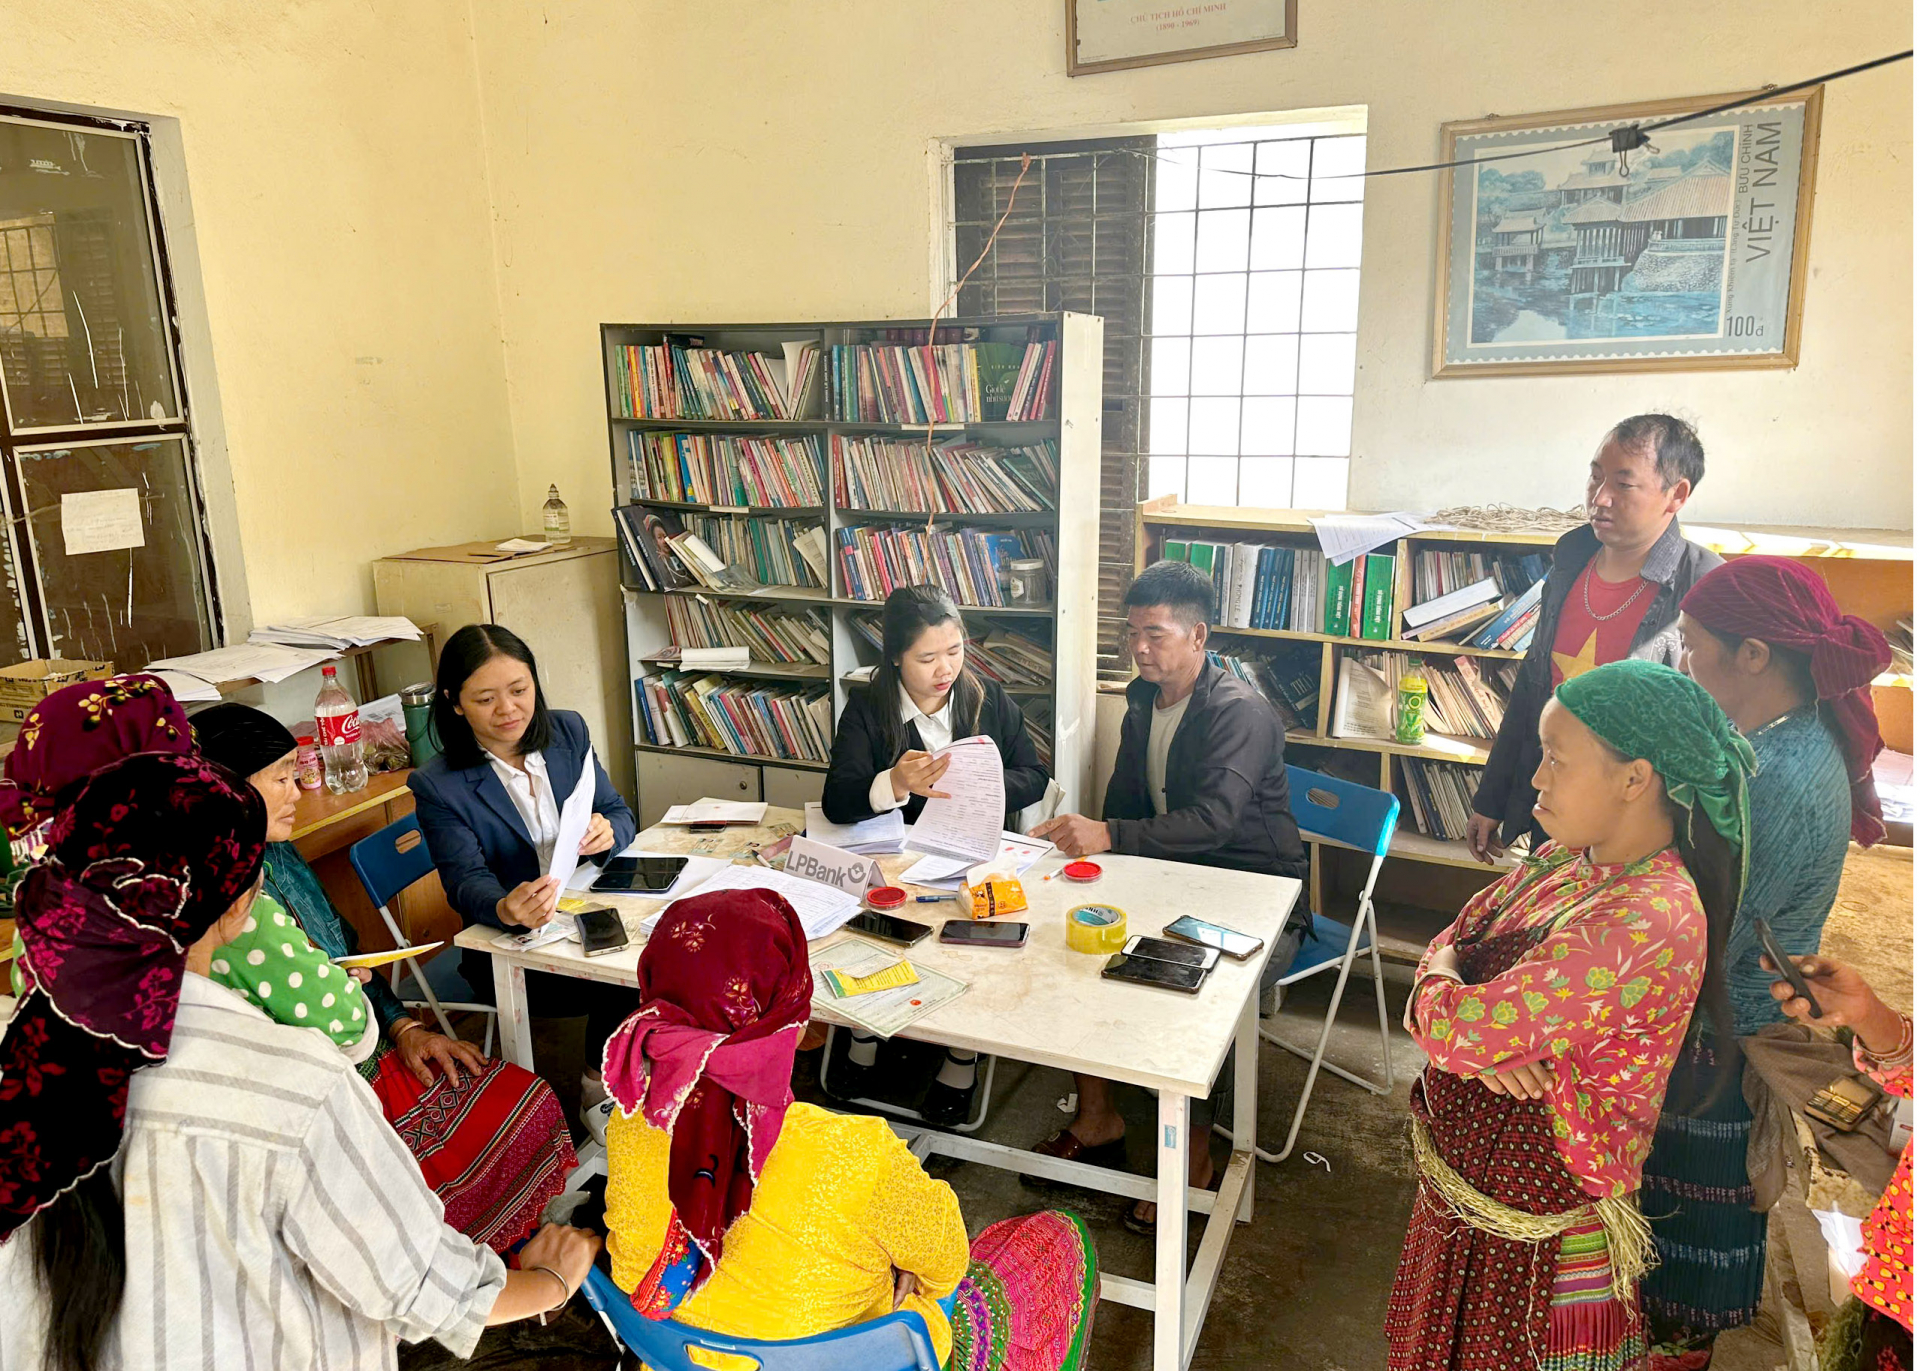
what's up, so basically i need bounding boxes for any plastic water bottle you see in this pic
[314,666,367,794]
[542,484,572,545]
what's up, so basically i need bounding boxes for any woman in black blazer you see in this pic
[822,586,1049,831]
[821,585,1050,1126]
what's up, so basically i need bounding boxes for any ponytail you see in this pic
[1671,797,1742,1102]
[31,1167,126,1371]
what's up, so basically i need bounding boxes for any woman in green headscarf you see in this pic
[1385,659,1754,1371]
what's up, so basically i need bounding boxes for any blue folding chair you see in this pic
[348,816,496,1055]
[1246,765,1399,1163]
[580,1265,948,1371]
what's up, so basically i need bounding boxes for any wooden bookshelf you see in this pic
[602,314,1102,826]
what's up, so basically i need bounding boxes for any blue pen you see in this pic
[915,894,955,902]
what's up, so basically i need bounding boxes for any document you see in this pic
[333,941,444,970]
[147,643,339,685]
[673,862,862,940]
[811,938,967,1038]
[62,488,145,555]
[906,735,1005,864]
[1310,511,1433,567]
[804,801,907,854]
[902,831,1051,890]
[660,800,768,825]
[151,669,222,703]
[546,751,600,896]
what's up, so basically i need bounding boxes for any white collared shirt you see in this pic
[487,747,560,868]
[869,691,955,813]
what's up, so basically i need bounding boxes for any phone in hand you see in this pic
[1162,915,1265,962]
[1101,951,1207,994]
[849,911,932,947]
[575,906,630,958]
[939,920,1030,948]
[1755,917,1822,1018]
[590,856,689,895]
[1125,933,1220,972]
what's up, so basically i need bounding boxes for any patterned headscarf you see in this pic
[1681,556,1893,847]
[0,673,192,840]
[0,753,267,1244]
[600,888,811,1308]
[1556,659,1757,887]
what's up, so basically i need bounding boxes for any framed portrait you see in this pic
[1067,0,1297,77]
[1431,87,1822,377]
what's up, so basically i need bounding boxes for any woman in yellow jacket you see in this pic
[602,888,1098,1371]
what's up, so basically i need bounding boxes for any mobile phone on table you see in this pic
[590,855,689,895]
[1755,917,1823,1018]
[849,911,932,947]
[1162,915,1265,963]
[1124,934,1219,972]
[575,907,630,958]
[688,822,728,833]
[940,919,1030,948]
[1101,952,1207,994]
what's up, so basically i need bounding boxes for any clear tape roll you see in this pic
[1066,903,1128,955]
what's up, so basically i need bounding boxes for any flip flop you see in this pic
[1122,1168,1219,1236]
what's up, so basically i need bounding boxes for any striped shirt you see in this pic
[0,974,506,1370]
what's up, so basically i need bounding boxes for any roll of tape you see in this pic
[1066,903,1128,955]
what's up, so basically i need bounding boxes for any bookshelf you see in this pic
[1134,498,1915,931]
[601,314,1102,828]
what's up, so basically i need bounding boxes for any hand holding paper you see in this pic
[545,750,601,898]
[906,736,1005,865]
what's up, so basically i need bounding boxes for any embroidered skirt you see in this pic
[950,1210,1099,1371]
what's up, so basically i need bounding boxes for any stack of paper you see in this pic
[249,616,423,650]
[660,800,768,825]
[148,643,340,685]
[812,939,966,1038]
[905,736,1005,863]
[903,831,1051,891]
[151,670,222,703]
[671,863,861,940]
[804,802,907,854]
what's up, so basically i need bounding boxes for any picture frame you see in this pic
[1066,0,1297,78]
[1430,87,1822,378]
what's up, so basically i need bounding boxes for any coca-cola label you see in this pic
[316,710,361,749]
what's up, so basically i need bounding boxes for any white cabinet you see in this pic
[762,766,825,812]
[634,750,761,829]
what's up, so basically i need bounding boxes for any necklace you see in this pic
[1581,559,1649,622]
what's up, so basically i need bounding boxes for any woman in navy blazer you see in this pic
[410,623,639,1107]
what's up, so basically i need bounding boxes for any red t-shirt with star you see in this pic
[1550,556,1654,686]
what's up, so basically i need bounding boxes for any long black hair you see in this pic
[867,586,984,765]
[32,1167,125,1371]
[432,623,555,769]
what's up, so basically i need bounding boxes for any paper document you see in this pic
[903,831,1051,890]
[1331,655,1395,741]
[334,941,444,970]
[674,862,862,940]
[804,802,907,854]
[1310,512,1433,567]
[505,918,577,952]
[495,538,550,553]
[906,736,1006,864]
[148,643,339,685]
[811,938,967,1038]
[545,750,600,898]
[152,669,222,703]
[660,800,768,825]
[62,488,145,555]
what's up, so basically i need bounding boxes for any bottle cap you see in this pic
[321,665,337,676]
[864,886,907,911]
[296,735,315,746]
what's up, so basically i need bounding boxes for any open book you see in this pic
[1330,655,1395,742]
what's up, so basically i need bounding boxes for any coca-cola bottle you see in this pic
[313,665,367,794]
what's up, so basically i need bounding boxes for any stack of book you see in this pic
[683,514,828,588]
[1378,653,1515,741]
[1211,644,1323,733]
[835,525,1055,608]
[1166,539,1396,640]
[613,339,819,420]
[1019,696,1055,770]
[664,597,830,665]
[968,627,1053,689]
[627,432,825,506]
[827,336,1055,423]
[1399,758,1485,842]
[635,669,834,763]
[1463,581,1545,653]
[832,435,1058,513]
[1403,553,1548,651]
[1411,548,1548,605]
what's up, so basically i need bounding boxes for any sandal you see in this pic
[1121,1166,1219,1236]
[1020,1128,1129,1191]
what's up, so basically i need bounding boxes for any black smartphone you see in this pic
[1101,952,1207,994]
[688,822,728,833]
[575,907,630,958]
[1124,934,1220,972]
[939,919,1030,948]
[1755,917,1823,1018]
[590,856,689,894]
[1162,915,1265,963]
[849,911,932,947]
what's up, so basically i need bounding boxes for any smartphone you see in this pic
[1101,952,1207,995]
[575,907,630,958]
[940,920,1030,948]
[1162,915,1265,963]
[1755,917,1823,1018]
[849,911,932,947]
[590,856,689,894]
[688,822,728,833]
[1124,934,1220,972]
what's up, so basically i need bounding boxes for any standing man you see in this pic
[1028,559,1308,1231]
[1468,413,1722,862]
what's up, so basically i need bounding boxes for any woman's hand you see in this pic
[891,750,953,802]
[1478,1061,1554,1098]
[348,967,374,985]
[393,1021,490,1089]
[893,1269,920,1309]
[1764,954,1905,1052]
[579,813,615,857]
[1424,944,1463,983]
[522,1222,602,1295]
[497,875,562,928]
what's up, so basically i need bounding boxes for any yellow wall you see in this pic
[470,0,1912,534]
[0,0,521,626]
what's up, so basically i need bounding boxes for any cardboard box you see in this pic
[0,659,114,728]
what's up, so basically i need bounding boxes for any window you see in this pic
[0,107,215,666]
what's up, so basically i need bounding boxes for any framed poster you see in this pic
[1067,0,1297,77]
[1431,87,1822,377]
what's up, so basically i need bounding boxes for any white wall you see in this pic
[469,0,1912,534]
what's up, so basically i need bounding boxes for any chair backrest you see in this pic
[1287,765,1399,859]
[580,1267,943,1371]
[348,815,437,913]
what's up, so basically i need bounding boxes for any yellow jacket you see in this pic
[606,1101,969,1366]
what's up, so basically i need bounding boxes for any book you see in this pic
[627,431,826,507]
[1403,576,1501,632]
[1225,543,1261,629]
[1163,539,1189,565]
[832,435,1059,514]
[1468,578,1545,649]
[1323,560,1355,637]
[634,510,699,590]
[669,531,762,593]
[1406,600,1504,644]
[1360,553,1397,641]
[1331,654,1395,741]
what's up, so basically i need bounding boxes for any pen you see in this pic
[915,894,955,903]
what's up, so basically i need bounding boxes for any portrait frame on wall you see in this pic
[1066,0,1297,78]
[1431,87,1822,378]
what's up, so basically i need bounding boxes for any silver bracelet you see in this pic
[527,1263,570,1325]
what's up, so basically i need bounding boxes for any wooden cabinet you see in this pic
[762,765,825,812]
[634,750,760,829]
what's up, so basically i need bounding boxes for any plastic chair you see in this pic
[580,1265,947,1371]
[347,816,496,1055]
[1242,765,1399,1163]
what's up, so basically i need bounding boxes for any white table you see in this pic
[456,812,1299,1371]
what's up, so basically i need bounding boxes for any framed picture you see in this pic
[1067,0,1297,77]
[1431,87,1822,377]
